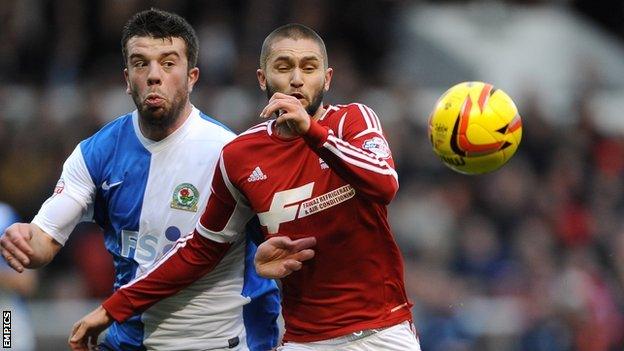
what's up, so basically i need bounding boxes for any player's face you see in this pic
[124,36,199,128]
[258,38,333,117]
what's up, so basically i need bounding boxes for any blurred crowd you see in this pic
[2,1,624,350]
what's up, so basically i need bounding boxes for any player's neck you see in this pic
[139,103,193,142]
[311,105,326,122]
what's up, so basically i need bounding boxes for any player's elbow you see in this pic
[371,177,399,205]
[384,181,399,204]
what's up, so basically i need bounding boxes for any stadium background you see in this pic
[2,0,624,350]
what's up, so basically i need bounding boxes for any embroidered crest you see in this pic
[53,178,65,197]
[171,183,199,212]
[362,136,391,159]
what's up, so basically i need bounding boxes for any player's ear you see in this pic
[257,69,267,91]
[124,68,131,95]
[187,67,199,93]
[323,67,333,92]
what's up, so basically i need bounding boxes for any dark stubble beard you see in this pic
[131,86,188,130]
[266,82,325,117]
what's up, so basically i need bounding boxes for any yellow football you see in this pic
[428,81,523,174]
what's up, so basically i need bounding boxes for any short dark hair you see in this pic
[260,23,328,70]
[121,8,199,68]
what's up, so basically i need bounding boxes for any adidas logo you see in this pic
[247,166,267,182]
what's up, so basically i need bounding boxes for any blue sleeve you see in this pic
[242,221,281,351]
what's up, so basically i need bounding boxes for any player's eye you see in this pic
[132,61,146,68]
[303,66,316,72]
[277,66,290,72]
[162,61,175,67]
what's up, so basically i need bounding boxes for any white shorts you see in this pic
[277,321,421,351]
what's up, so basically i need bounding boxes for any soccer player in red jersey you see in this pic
[70,24,421,350]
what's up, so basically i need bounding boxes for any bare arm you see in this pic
[1,222,62,272]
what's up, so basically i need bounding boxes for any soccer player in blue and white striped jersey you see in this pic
[0,9,279,351]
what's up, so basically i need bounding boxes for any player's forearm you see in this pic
[102,232,232,322]
[303,120,399,204]
[26,224,62,268]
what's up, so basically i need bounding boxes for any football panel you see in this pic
[486,90,518,124]
[445,150,505,175]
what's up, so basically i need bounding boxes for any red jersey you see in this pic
[103,103,413,342]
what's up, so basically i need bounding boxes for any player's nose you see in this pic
[146,62,162,86]
[290,69,303,88]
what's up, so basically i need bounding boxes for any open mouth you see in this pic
[290,92,305,100]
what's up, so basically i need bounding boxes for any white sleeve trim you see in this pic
[353,128,384,140]
[31,146,95,245]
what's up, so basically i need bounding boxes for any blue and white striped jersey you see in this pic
[32,107,279,350]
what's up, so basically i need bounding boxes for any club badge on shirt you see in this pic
[52,178,65,197]
[171,183,199,212]
[362,136,391,159]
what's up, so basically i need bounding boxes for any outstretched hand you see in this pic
[254,236,317,279]
[69,305,113,351]
[0,223,34,272]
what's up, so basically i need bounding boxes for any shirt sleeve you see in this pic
[31,145,95,245]
[302,103,399,204]
[102,152,254,321]
[195,151,254,243]
[103,231,232,321]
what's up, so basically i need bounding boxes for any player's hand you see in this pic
[255,236,317,279]
[69,305,113,351]
[0,223,35,273]
[260,92,311,135]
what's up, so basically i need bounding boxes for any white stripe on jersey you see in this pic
[319,105,339,120]
[364,105,383,132]
[354,103,383,133]
[219,152,244,202]
[328,134,391,167]
[363,104,379,131]
[353,128,384,140]
[239,122,269,137]
[328,142,397,179]
[356,103,373,130]
[196,154,253,243]
[323,139,398,182]
[266,120,275,136]
[337,112,347,139]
